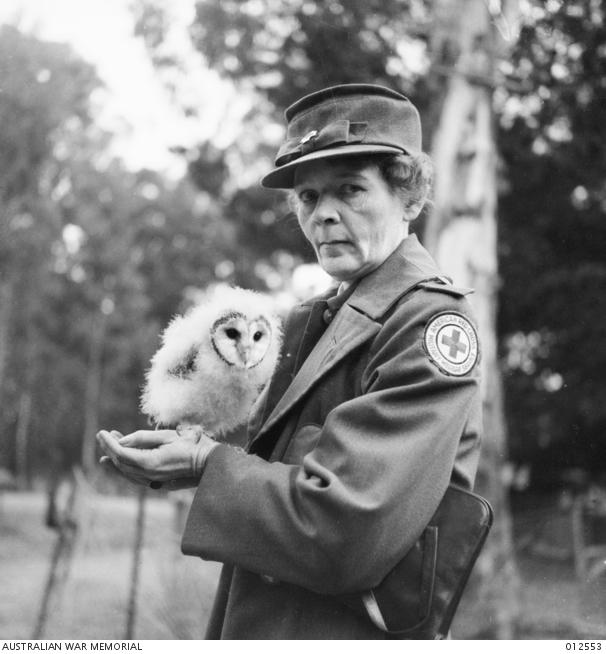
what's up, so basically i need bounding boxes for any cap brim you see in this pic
[261,144,406,189]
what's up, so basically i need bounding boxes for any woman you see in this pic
[97,84,482,639]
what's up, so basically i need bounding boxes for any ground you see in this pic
[1,488,605,640]
[0,489,220,640]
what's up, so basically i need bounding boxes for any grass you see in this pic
[1,487,605,640]
[0,489,220,640]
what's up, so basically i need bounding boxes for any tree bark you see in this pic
[15,391,32,488]
[0,274,15,403]
[81,309,107,476]
[15,291,39,489]
[425,0,520,638]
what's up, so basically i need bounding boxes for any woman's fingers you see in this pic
[97,429,184,476]
[99,453,148,486]
[96,427,203,488]
[96,429,177,457]
[98,436,156,482]
[96,430,120,462]
[118,429,177,449]
[97,430,155,468]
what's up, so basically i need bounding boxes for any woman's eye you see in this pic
[297,190,317,205]
[340,184,363,196]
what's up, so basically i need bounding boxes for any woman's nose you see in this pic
[311,195,340,224]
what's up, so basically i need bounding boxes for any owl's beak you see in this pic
[236,342,253,368]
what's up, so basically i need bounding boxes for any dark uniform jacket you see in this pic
[181,235,482,639]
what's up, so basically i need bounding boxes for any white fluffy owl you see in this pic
[141,286,282,438]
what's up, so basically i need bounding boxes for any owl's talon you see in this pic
[176,424,206,441]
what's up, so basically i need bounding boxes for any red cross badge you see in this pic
[423,312,479,376]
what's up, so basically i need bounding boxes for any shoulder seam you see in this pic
[417,280,474,297]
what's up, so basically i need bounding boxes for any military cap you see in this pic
[261,83,422,189]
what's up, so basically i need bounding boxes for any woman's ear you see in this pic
[403,197,426,222]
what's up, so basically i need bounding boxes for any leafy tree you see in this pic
[32,156,239,475]
[0,24,101,482]
[0,25,241,480]
[188,0,428,108]
[498,0,606,487]
[132,0,436,274]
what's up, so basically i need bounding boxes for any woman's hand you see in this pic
[96,428,219,490]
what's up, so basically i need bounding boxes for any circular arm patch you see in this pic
[423,312,479,376]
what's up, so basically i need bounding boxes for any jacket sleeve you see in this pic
[181,291,481,595]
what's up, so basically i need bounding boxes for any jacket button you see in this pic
[323,308,333,324]
[260,574,280,585]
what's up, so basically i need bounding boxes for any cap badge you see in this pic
[423,312,479,376]
[299,130,318,145]
[276,120,368,166]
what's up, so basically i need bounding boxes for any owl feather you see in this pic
[141,286,282,438]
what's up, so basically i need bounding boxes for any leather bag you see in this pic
[342,484,493,639]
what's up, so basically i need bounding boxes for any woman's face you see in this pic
[293,159,407,283]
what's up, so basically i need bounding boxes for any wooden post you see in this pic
[33,467,89,638]
[126,487,147,639]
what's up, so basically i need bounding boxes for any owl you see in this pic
[140,286,282,438]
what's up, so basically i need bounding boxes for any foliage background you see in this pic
[1,0,605,639]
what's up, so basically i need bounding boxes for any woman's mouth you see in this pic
[320,240,350,247]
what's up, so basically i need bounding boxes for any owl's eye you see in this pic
[225,328,240,340]
[253,331,263,342]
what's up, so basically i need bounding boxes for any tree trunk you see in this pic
[15,296,38,489]
[425,0,520,638]
[81,309,107,476]
[0,274,15,403]
[15,391,32,488]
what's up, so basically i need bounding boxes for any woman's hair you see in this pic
[288,151,433,215]
[374,151,434,211]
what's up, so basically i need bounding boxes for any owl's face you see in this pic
[210,312,273,369]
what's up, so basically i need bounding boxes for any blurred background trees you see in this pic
[131,0,606,492]
[1,0,605,638]
[499,1,606,488]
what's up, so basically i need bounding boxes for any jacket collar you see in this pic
[300,234,440,313]
[249,235,441,447]
[314,234,441,320]
[345,234,442,319]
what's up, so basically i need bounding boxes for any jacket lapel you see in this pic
[252,292,333,432]
[250,235,443,445]
[254,305,381,439]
